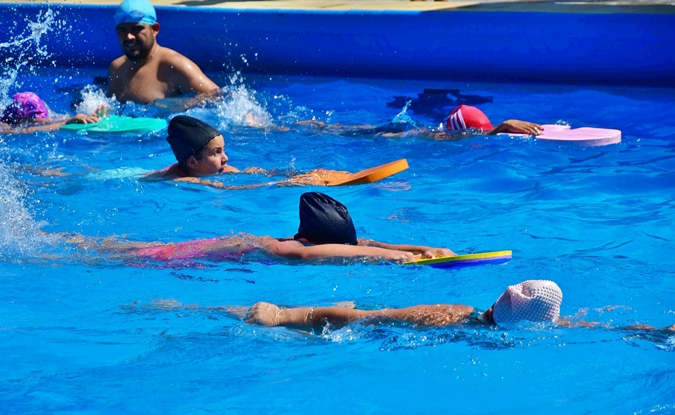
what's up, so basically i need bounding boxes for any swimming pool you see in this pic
[2,4,675,415]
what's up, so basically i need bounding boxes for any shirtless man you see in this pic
[108,0,220,105]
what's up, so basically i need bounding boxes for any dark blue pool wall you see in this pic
[3,3,675,86]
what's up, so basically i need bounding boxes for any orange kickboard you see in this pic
[327,158,409,186]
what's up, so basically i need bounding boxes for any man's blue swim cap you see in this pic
[114,0,157,26]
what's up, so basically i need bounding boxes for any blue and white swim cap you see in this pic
[114,0,157,26]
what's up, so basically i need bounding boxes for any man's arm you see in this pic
[164,51,219,96]
[263,238,420,262]
[357,238,454,259]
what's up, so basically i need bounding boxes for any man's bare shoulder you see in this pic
[109,55,127,71]
[156,46,195,68]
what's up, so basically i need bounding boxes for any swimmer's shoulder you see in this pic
[142,163,186,181]
[157,46,195,69]
[259,236,304,249]
[109,55,127,72]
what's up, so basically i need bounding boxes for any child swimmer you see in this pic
[142,115,377,189]
[240,279,675,336]
[297,104,543,140]
[68,192,454,265]
[0,92,100,134]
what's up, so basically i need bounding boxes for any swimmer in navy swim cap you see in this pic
[144,115,240,182]
[143,116,393,189]
[64,192,455,264]
[107,0,220,105]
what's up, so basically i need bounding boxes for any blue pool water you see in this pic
[2,11,675,415]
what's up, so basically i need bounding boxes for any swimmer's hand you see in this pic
[66,114,100,124]
[493,120,542,135]
[383,250,421,263]
[242,166,268,175]
[420,248,455,259]
[94,105,110,118]
[246,302,282,326]
[246,302,314,329]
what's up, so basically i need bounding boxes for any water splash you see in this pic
[387,99,419,129]
[0,157,57,261]
[75,84,118,115]
[0,8,61,107]
[212,84,272,129]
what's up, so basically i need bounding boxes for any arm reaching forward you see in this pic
[357,238,454,259]
[263,238,421,263]
[245,302,475,332]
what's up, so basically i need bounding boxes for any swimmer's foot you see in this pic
[335,301,356,309]
[151,299,190,310]
[222,305,249,320]
[295,120,327,128]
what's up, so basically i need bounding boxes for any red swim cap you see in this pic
[444,105,492,131]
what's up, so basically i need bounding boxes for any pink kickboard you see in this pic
[508,124,621,147]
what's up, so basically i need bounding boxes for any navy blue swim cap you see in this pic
[295,192,358,245]
[166,116,221,164]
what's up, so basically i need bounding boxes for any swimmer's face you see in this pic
[115,22,158,61]
[188,135,229,176]
[481,305,495,325]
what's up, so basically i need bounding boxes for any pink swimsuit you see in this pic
[132,236,259,263]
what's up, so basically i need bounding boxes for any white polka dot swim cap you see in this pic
[492,280,562,328]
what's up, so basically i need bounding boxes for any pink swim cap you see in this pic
[1,92,49,124]
[444,105,492,131]
[492,280,563,328]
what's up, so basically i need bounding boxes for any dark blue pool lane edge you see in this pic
[3,3,675,87]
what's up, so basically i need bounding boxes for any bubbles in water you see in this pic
[655,335,675,352]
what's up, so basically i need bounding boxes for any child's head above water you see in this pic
[1,92,49,125]
[294,192,358,245]
[166,115,229,175]
[443,105,493,132]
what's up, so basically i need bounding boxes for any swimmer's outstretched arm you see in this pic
[245,302,475,332]
[557,318,675,335]
[357,238,455,259]
[262,238,421,262]
[0,114,100,134]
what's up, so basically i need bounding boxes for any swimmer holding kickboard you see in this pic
[142,116,409,189]
[289,159,409,187]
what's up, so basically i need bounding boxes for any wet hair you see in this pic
[166,116,221,166]
[294,192,358,245]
